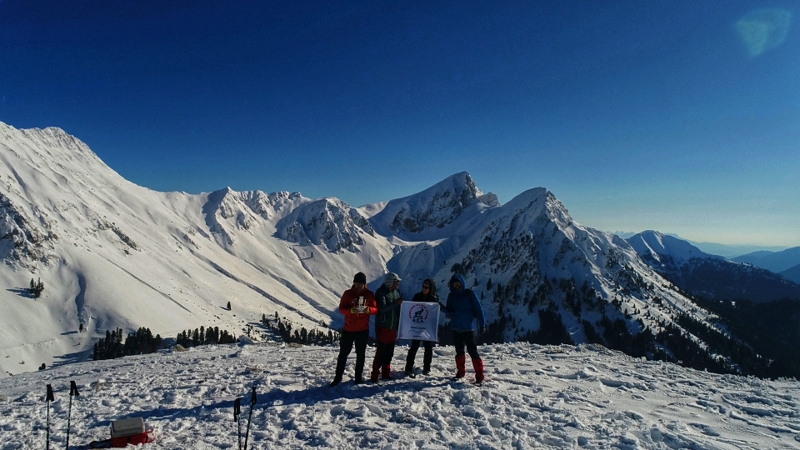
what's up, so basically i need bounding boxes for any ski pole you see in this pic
[233,397,242,450]
[46,384,54,450]
[66,381,79,449]
[243,386,257,450]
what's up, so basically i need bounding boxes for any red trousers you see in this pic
[371,327,397,380]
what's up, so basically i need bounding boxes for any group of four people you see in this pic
[330,271,486,387]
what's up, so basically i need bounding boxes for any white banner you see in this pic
[397,301,440,342]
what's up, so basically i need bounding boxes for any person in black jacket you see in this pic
[370,272,403,381]
[404,278,439,377]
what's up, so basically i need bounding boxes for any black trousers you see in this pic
[452,330,480,359]
[405,340,434,372]
[334,329,369,381]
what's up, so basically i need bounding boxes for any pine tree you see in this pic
[29,278,45,298]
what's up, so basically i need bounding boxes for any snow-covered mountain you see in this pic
[626,231,800,303]
[627,231,720,266]
[1,122,379,377]
[687,242,788,259]
[0,122,789,379]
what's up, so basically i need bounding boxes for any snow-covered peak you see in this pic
[502,187,569,223]
[369,172,498,239]
[1,122,124,187]
[275,197,374,252]
[627,230,718,265]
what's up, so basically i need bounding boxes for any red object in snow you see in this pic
[110,417,149,447]
[110,432,149,447]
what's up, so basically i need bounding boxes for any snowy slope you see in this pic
[1,342,798,449]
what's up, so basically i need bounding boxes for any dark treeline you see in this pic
[260,312,337,346]
[650,319,733,375]
[93,327,162,361]
[459,283,799,380]
[93,325,237,361]
[175,325,237,347]
[692,297,800,379]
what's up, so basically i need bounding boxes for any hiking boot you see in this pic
[329,378,341,387]
[405,370,416,378]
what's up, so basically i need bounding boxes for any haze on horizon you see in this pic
[0,1,797,247]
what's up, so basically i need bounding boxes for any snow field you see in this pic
[1,342,799,449]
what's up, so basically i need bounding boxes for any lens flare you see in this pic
[735,8,792,56]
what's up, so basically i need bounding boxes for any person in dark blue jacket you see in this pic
[442,274,486,384]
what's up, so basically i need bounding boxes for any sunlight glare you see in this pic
[735,8,792,56]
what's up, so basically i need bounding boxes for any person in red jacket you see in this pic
[330,272,378,387]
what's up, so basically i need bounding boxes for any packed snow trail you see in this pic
[1,343,798,449]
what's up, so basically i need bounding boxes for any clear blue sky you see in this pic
[1,1,798,246]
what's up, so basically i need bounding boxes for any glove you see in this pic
[478,327,486,336]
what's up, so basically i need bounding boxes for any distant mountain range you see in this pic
[732,248,800,284]
[2,121,798,379]
[685,242,790,259]
[610,231,792,260]
[626,231,800,303]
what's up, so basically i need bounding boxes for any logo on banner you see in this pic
[409,304,429,323]
[398,301,439,342]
